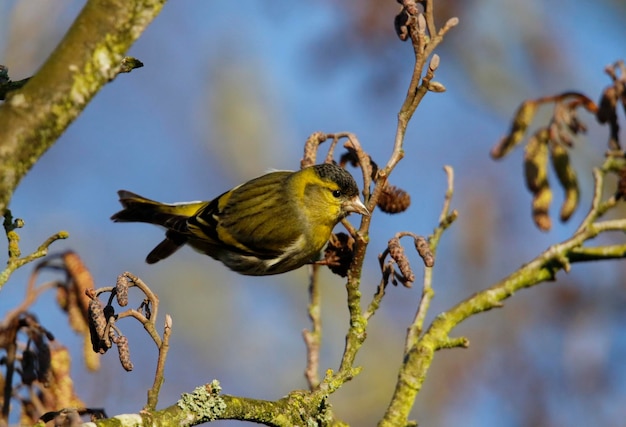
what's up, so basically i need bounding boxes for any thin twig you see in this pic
[576,164,620,235]
[379,153,626,427]
[124,272,160,322]
[325,0,458,409]
[0,217,68,290]
[116,309,162,348]
[145,314,172,411]
[423,0,437,38]
[303,265,322,390]
[406,166,455,350]
[365,276,388,321]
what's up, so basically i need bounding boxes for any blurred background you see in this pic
[1,0,626,425]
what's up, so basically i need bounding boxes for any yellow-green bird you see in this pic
[112,163,369,276]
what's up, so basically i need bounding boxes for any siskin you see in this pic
[112,163,369,276]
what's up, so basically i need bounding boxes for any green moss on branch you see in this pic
[0,0,163,213]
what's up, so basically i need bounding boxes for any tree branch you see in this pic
[0,0,163,214]
[379,156,626,426]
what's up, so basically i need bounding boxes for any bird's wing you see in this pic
[189,172,301,258]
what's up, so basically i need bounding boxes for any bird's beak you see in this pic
[343,196,370,216]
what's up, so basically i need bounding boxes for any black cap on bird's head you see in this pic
[313,163,359,196]
[313,163,370,216]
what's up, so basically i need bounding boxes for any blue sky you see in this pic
[1,1,625,425]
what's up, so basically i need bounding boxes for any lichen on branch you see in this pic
[0,0,160,214]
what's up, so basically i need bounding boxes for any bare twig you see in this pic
[1,211,68,290]
[145,314,173,411]
[405,166,455,351]
[319,0,458,409]
[87,272,172,409]
[302,265,322,390]
[576,168,618,233]
[379,156,626,427]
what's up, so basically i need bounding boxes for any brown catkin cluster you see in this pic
[62,252,94,321]
[524,129,552,231]
[523,127,581,230]
[339,147,378,176]
[491,101,537,159]
[549,141,579,221]
[33,335,51,385]
[324,232,355,277]
[56,253,91,331]
[378,185,411,214]
[394,0,420,41]
[85,289,135,372]
[414,236,434,267]
[113,335,134,372]
[20,349,37,385]
[596,61,626,151]
[115,274,129,307]
[491,90,617,230]
[388,237,415,286]
[14,314,54,389]
[53,252,101,371]
[87,298,109,354]
[340,147,410,214]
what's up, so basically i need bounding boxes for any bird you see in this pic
[111,163,369,276]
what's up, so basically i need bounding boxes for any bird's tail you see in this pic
[111,190,205,230]
[112,190,207,264]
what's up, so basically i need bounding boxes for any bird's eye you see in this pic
[332,190,342,198]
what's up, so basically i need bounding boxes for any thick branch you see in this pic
[0,0,164,213]
[91,385,335,427]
